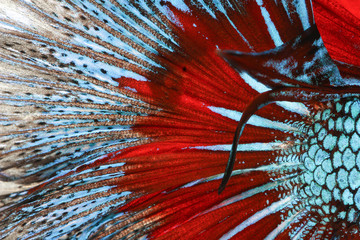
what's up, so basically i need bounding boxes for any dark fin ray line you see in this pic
[219,86,360,193]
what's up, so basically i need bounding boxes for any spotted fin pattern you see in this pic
[0,0,360,239]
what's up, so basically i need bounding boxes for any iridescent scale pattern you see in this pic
[285,99,360,237]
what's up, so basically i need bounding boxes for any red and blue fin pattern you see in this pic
[0,0,359,239]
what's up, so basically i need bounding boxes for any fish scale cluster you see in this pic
[298,98,360,224]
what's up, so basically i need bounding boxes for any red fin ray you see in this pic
[314,0,360,67]
[116,0,315,123]
[151,187,290,239]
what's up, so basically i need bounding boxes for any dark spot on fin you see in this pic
[219,25,343,89]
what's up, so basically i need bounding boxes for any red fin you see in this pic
[314,0,360,66]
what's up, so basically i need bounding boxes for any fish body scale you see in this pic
[292,99,360,230]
